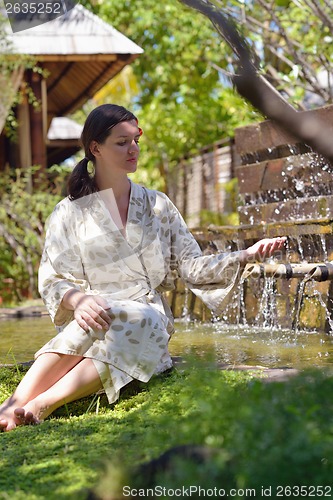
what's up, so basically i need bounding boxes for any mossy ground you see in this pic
[1,362,333,499]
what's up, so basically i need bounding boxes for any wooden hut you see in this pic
[0,5,143,170]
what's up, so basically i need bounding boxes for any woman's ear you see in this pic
[89,140,101,158]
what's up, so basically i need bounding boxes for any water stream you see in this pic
[1,316,333,369]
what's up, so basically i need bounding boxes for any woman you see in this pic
[0,104,285,431]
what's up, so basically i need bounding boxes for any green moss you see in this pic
[1,365,333,499]
[300,296,326,330]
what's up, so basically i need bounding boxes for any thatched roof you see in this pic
[47,117,82,141]
[46,117,83,167]
[8,4,143,56]
[5,5,143,122]
[0,5,143,169]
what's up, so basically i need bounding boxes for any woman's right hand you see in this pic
[62,290,112,332]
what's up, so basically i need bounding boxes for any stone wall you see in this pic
[233,104,333,332]
[168,104,333,333]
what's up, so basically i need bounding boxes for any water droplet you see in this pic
[294,179,304,191]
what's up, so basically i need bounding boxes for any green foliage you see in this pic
[213,0,333,108]
[0,166,69,303]
[199,209,239,226]
[80,0,259,190]
[90,368,333,498]
[0,364,333,498]
[79,0,333,191]
[275,0,290,6]
[3,75,46,142]
[94,66,140,109]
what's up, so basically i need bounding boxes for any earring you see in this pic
[87,160,95,177]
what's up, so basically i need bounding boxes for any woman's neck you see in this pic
[95,172,131,201]
[95,172,131,232]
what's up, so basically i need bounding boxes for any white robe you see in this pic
[37,181,241,402]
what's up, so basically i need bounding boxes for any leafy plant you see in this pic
[0,165,70,303]
[1,363,332,499]
[80,0,259,191]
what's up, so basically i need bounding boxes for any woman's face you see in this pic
[91,119,141,174]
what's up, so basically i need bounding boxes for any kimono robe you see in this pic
[37,181,242,403]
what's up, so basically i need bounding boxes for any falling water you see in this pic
[296,236,306,262]
[292,278,308,333]
[313,288,333,334]
[181,287,191,322]
[320,234,328,262]
[254,276,277,328]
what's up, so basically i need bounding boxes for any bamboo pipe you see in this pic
[243,262,333,282]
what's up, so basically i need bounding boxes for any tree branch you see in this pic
[179,0,294,111]
[178,0,333,163]
[302,0,333,33]
[256,0,327,99]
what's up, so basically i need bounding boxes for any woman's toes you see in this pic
[0,418,9,431]
[14,407,40,426]
[14,408,25,423]
[4,422,17,432]
[24,411,40,425]
[0,418,17,432]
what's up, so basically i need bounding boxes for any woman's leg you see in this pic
[0,352,84,431]
[16,357,103,425]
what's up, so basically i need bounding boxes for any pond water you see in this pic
[1,316,333,369]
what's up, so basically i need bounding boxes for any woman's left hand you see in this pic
[241,237,287,263]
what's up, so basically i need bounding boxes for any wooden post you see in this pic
[18,93,32,169]
[29,71,47,171]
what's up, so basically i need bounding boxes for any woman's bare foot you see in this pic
[0,397,27,432]
[0,398,44,432]
[18,397,54,424]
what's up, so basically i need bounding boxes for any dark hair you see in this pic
[67,104,137,200]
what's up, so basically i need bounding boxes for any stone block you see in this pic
[237,153,333,197]
[234,104,333,156]
[239,195,333,226]
[236,158,287,194]
[234,121,298,156]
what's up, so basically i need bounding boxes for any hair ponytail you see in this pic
[67,104,139,201]
[67,157,97,200]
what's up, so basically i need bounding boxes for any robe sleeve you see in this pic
[38,199,88,327]
[165,195,243,315]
